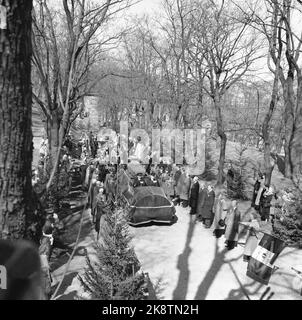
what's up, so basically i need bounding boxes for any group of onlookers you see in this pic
[160,167,282,255]
[88,163,119,238]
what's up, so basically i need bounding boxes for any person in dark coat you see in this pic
[146,157,153,175]
[254,174,266,211]
[201,184,215,228]
[80,163,87,187]
[98,164,109,183]
[63,134,73,155]
[189,176,199,215]
[196,181,206,222]
[259,185,274,221]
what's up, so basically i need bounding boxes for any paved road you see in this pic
[131,204,302,300]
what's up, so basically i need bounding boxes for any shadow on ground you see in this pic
[172,215,195,300]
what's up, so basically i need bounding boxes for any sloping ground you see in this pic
[207,139,295,198]
[131,204,302,300]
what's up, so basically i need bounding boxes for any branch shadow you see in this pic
[194,239,229,300]
[172,215,196,300]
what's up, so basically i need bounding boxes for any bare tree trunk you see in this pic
[214,94,227,185]
[283,71,295,178]
[291,73,302,178]
[0,0,33,239]
[47,111,60,165]
[262,74,280,186]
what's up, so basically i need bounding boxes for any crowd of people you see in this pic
[34,130,296,298]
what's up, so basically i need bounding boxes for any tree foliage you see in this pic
[79,206,148,300]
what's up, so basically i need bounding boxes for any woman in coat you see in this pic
[224,199,241,250]
[213,188,230,238]
[165,172,175,199]
[176,169,191,207]
[251,173,263,207]
[201,184,216,228]
[189,176,200,215]
[242,208,261,262]
[259,185,275,221]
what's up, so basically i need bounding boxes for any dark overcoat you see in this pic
[189,181,200,209]
[259,193,273,220]
[196,187,207,216]
[201,190,215,219]
[173,170,182,187]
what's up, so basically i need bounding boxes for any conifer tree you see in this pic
[79,206,148,300]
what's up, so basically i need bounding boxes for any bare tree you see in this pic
[264,0,302,178]
[148,0,196,127]
[247,0,302,181]
[261,1,284,184]
[190,0,262,184]
[32,0,135,188]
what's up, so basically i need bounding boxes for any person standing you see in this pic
[91,180,102,222]
[98,164,109,183]
[201,184,215,228]
[259,185,274,221]
[177,169,191,207]
[224,200,241,250]
[196,181,207,222]
[189,176,199,215]
[95,187,107,240]
[254,174,266,211]
[242,208,261,262]
[104,169,116,203]
[172,165,182,203]
[166,172,175,200]
[251,173,263,208]
[213,188,230,238]
[39,223,54,299]
[63,134,73,155]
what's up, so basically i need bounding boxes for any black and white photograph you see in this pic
[1,0,302,305]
